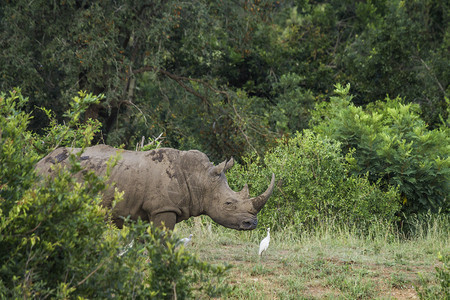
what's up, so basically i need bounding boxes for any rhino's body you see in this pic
[36,145,275,230]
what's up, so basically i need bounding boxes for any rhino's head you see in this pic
[203,158,275,230]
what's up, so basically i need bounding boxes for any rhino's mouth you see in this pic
[212,215,258,231]
[239,218,258,230]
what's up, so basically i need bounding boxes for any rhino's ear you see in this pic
[211,157,234,176]
[224,157,234,173]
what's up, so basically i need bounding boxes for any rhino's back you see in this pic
[36,146,81,177]
[41,146,183,186]
[36,145,118,176]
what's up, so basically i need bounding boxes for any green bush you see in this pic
[228,130,400,231]
[0,89,40,210]
[311,83,449,216]
[113,221,231,299]
[0,89,230,298]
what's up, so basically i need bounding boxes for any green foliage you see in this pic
[0,89,39,206]
[228,130,401,231]
[269,73,315,133]
[312,84,449,215]
[416,252,450,299]
[0,89,230,298]
[35,91,103,154]
[0,89,112,297]
[0,0,279,160]
[134,75,277,161]
[114,222,231,299]
[1,0,448,160]
[338,0,449,125]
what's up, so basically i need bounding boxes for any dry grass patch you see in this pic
[174,217,448,299]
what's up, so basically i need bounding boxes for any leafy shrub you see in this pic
[311,83,449,216]
[228,130,400,231]
[34,91,103,153]
[0,89,40,210]
[111,221,231,299]
[0,89,230,298]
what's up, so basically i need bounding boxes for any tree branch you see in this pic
[134,66,230,108]
[76,260,107,287]
[418,57,445,95]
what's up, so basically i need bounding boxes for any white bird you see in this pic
[258,227,270,257]
[118,240,134,257]
[177,234,193,247]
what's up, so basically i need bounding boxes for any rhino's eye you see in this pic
[225,200,237,207]
[224,200,236,210]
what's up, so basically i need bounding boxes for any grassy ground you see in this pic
[174,216,449,299]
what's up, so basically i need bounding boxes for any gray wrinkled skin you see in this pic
[35,145,275,231]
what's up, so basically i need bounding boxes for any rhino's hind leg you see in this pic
[151,212,177,231]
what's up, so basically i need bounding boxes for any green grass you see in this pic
[173,214,449,299]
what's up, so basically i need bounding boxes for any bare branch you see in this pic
[76,260,107,287]
[232,104,258,154]
[418,58,445,95]
[133,66,230,108]
[124,100,148,127]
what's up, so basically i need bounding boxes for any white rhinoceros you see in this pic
[36,145,275,231]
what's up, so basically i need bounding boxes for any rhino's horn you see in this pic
[251,173,275,212]
[237,183,250,199]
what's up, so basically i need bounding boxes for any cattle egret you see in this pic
[258,227,270,256]
[118,240,134,257]
[177,234,193,247]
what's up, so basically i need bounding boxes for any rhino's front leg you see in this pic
[151,212,177,231]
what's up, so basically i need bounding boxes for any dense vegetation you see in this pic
[1,0,448,298]
[1,0,448,159]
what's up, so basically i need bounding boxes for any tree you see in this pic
[0,0,278,161]
[1,0,447,161]
[338,0,449,125]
